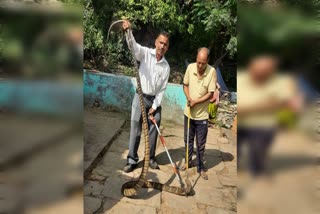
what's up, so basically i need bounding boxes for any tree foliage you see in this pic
[190,0,237,58]
[238,3,319,66]
[238,0,319,89]
[0,0,83,78]
[83,0,237,88]
[115,0,185,33]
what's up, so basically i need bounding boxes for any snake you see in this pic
[108,20,191,197]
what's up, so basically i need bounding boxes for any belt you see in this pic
[136,89,155,100]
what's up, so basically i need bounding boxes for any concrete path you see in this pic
[84,108,126,176]
[0,115,76,168]
[237,130,319,214]
[84,108,237,214]
[0,113,83,214]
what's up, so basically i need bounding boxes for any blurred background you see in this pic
[0,0,83,213]
[237,0,319,214]
[1,0,319,213]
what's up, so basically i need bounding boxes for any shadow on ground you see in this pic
[85,119,167,214]
[155,147,234,172]
[84,108,236,213]
[269,154,317,173]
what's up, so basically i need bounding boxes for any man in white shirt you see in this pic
[122,20,170,173]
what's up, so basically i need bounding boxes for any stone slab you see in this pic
[84,109,126,173]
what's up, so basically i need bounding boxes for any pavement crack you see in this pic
[0,125,79,171]
[84,120,127,179]
[92,197,105,214]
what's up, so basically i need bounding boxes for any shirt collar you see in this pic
[193,64,209,76]
[151,48,166,64]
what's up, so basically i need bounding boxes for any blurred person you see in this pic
[121,20,170,173]
[210,83,221,104]
[181,47,217,180]
[237,55,300,177]
[208,83,220,124]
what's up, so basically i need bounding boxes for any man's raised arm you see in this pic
[122,20,147,62]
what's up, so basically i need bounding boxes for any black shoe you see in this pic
[149,160,160,169]
[123,163,137,173]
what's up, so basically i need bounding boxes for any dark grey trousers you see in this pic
[237,127,276,176]
[184,116,208,173]
[127,93,161,165]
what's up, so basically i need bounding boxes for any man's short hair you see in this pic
[157,31,170,39]
[197,47,210,56]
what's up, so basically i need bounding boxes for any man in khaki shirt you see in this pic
[238,55,299,176]
[182,48,217,180]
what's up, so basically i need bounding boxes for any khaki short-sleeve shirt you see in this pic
[237,71,296,128]
[183,63,216,120]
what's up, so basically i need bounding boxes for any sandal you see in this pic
[180,163,192,171]
[200,171,208,180]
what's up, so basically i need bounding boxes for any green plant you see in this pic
[105,35,133,66]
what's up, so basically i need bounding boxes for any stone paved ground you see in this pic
[0,113,83,213]
[84,107,237,214]
[84,109,126,176]
[237,130,319,214]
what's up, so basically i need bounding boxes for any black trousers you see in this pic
[237,127,276,176]
[184,115,208,173]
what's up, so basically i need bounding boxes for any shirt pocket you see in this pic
[197,78,209,95]
[198,84,208,96]
[154,67,163,91]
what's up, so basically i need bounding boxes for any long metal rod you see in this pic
[186,108,190,169]
[186,106,191,177]
[152,120,182,179]
[151,119,185,187]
